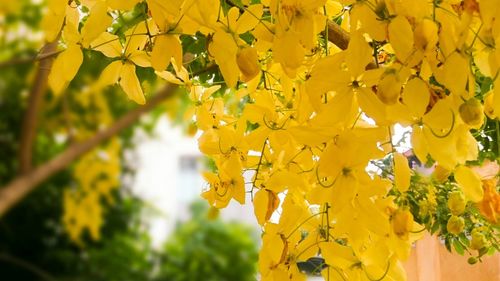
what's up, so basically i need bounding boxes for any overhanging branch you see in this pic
[0,84,178,217]
[19,41,59,174]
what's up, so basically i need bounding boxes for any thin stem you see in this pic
[250,139,268,201]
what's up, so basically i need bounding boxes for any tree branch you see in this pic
[0,84,178,217]
[0,253,59,281]
[19,41,59,174]
[327,20,350,51]
[0,50,62,69]
[326,20,378,69]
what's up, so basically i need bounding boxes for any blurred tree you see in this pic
[156,201,258,281]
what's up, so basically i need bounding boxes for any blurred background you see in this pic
[0,1,260,280]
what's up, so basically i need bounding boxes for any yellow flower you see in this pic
[478,178,500,223]
[392,208,413,239]
[459,98,484,129]
[470,228,488,250]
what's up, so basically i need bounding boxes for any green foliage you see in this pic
[156,201,258,281]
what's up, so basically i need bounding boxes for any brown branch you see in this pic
[18,42,59,174]
[0,84,178,217]
[326,21,378,69]
[0,50,62,69]
[327,20,350,51]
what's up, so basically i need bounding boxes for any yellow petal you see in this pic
[273,30,305,77]
[320,242,357,270]
[346,31,373,76]
[236,46,260,82]
[388,15,414,63]
[119,63,145,104]
[81,1,112,47]
[411,125,428,164]
[128,51,151,68]
[394,152,411,192]
[151,35,183,71]
[91,32,122,58]
[106,0,140,10]
[414,18,438,53]
[48,44,83,95]
[41,0,66,42]
[377,72,401,105]
[402,78,430,118]
[253,189,279,225]
[98,61,123,87]
[208,31,239,88]
[493,83,500,118]
[235,4,263,34]
[156,70,185,85]
[454,165,484,202]
[440,52,469,94]
[124,22,148,54]
[422,99,454,133]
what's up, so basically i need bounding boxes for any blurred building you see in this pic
[131,117,259,248]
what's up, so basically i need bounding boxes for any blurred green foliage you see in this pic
[156,201,259,281]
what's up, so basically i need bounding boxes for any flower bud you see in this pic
[447,215,465,235]
[459,98,484,128]
[236,46,260,82]
[470,229,488,250]
[448,191,466,215]
[377,73,401,105]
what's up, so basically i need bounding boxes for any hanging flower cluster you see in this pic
[38,0,500,279]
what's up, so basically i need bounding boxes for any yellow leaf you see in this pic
[394,152,411,192]
[119,63,145,104]
[454,165,484,202]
